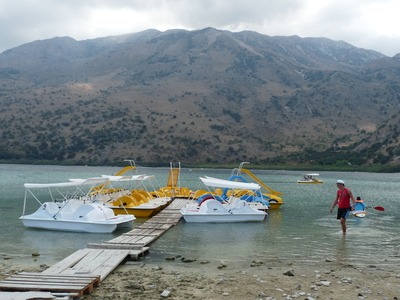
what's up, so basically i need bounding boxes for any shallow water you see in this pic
[0,164,399,271]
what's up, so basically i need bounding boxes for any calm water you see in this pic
[0,164,399,271]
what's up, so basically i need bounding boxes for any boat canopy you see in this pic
[305,173,319,176]
[24,177,109,189]
[101,174,149,182]
[201,176,261,190]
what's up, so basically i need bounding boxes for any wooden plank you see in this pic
[151,216,181,222]
[43,249,127,280]
[42,249,92,275]
[159,209,184,213]
[44,249,129,281]
[144,219,179,225]
[135,235,156,246]
[123,233,161,243]
[85,243,148,258]
[123,228,151,235]
[151,212,182,217]
[107,235,145,244]
[145,215,180,221]
[0,282,88,296]
[166,199,190,210]
[123,228,165,236]
[3,274,99,285]
[58,249,109,275]
[56,249,104,276]
[105,235,156,246]
[1,280,86,288]
[154,213,182,218]
[85,250,129,280]
[72,250,110,272]
[18,273,100,284]
[137,223,174,230]
[0,274,99,297]
[87,243,143,250]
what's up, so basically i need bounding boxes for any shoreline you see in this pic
[1,161,400,173]
[1,256,399,299]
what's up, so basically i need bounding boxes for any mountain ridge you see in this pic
[0,28,399,167]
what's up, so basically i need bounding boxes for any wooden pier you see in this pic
[0,198,189,299]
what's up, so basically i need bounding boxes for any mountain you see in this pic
[0,28,399,167]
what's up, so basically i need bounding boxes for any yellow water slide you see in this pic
[235,163,283,209]
[239,169,283,197]
[91,160,137,193]
[114,165,136,176]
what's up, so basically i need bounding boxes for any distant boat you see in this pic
[20,178,134,233]
[297,173,324,184]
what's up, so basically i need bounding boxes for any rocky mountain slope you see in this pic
[0,28,399,167]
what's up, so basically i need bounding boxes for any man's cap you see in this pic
[336,180,345,184]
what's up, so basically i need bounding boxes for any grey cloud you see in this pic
[0,0,398,56]
[168,0,303,28]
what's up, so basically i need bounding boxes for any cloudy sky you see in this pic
[1,0,399,56]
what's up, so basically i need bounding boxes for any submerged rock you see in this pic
[283,269,295,276]
[250,260,263,267]
[200,260,210,264]
[217,263,227,269]
[181,257,196,263]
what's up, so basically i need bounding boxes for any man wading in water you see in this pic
[330,180,356,234]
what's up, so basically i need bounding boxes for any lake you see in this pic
[0,164,399,272]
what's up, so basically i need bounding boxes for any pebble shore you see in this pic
[1,255,399,299]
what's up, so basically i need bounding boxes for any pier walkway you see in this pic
[0,198,189,299]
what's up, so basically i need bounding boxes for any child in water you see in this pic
[355,196,367,211]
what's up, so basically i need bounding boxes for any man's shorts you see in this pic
[337,207,351,219]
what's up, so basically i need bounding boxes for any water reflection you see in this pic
[265,210,283,238]
[335,236,348,265]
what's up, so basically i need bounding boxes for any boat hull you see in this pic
[19,215,133,233]
[297,180,323,184]
[181,213,265,223]
[180,199,266,223]
[352,210,367,218]
[109,206,160,218]
[107,195,170,218]
[268,202,283,210]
